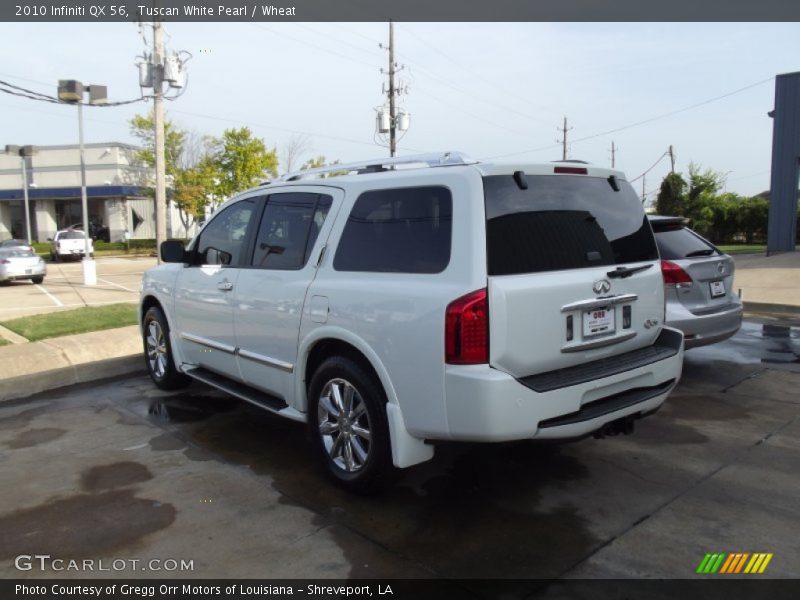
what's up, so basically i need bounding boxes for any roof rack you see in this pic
[278,151,477,182]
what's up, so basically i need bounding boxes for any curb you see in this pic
[0,355,145,403]
[0,325,143,403]
[742,301,800,317]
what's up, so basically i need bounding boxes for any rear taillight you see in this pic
[661,260,693,286]
[445,288,488,364]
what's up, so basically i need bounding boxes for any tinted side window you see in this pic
[194,198,255,266]
[333,186,452,274]
[251,193,332,270]
[651,223,719,260]
[484,175,658,276]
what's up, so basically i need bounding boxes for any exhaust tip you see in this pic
[593,416,635,439]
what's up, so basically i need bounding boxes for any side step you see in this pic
[184,367,288,414]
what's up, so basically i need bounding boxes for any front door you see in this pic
[173,196,258,378]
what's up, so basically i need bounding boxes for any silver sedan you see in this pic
[649,216,743,349]
[0,247,47,284]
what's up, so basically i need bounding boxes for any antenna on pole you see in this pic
[668,144,676,173]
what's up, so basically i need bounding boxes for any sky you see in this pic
[1,21,799,200]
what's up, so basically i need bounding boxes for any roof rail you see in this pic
[278,151,477,182]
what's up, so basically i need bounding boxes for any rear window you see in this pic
[58,231,86,240]
[333,186,452,274]
[650,222,719,260]
[483,174,658,276]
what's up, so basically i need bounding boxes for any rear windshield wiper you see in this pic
[685,249,716,257]
[607,264,653,278]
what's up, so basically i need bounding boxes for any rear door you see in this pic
[484,173,663,378]
[233,188,339,402]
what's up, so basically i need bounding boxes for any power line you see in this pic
[629,151,669,183]
[485,76,775,160]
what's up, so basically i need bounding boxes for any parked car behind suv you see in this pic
[140,152,684,491]
[50,229,94,262]
[649,216,743,348]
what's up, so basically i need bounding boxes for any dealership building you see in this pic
[0,142,195,242]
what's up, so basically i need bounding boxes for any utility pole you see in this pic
[642,175,646,203]
[388,21,396,157]
[375,21,409,156]
[153,18,167,261]
[668,145,676,173]
[557,117,572,161]
[610,141,617,168]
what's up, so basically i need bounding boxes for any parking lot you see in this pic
[0,317,798,586]
[0,257,154,319]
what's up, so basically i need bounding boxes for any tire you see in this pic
[53,252,61,263]
[31,276,44,284]
[308,356,395,494]
[142,306,191,391]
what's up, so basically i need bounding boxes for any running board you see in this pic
[184,367,288,414]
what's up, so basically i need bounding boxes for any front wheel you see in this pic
[142,306,191,390]
[31,276,44,284]
[308,356,395,494]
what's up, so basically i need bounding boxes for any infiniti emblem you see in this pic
[593,279,611,294]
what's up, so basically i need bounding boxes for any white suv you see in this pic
[140,152,684,491]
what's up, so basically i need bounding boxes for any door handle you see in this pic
[217,280,234,292]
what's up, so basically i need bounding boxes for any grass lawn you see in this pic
[0,303,138,342]
[717,244,767,254]
[0,337,9,347]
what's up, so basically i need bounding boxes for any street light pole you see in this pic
[20,155,32,245]
[76,100,95,285]
[5,145,34,244]
[58,79,106,286]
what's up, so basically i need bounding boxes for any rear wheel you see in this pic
[142,306,190,390]
[308,356,394,494]
[31,276,43,284]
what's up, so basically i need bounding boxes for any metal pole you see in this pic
[77,100,96,285]
[20,157,32,244]
[388,20,396,158]
[153,19,167,261]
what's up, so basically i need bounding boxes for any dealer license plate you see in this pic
[709,280,726,298]
[583,308,615,337]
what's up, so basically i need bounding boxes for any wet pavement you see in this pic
[0,318,798,586]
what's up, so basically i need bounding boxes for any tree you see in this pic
[129,112,219,236]
[213,127,278,198]
[129,112,185,181]
[655,172,688,216]
[300,155,346,177]
[281,133,313,174]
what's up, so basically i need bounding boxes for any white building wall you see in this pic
[0,202,11,241]
[35,199,58,241]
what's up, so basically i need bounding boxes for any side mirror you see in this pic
[160,240,187,263]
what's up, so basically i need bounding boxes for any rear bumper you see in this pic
[441,327,684,442]
[665,298,742,349]
[0,263,46,281]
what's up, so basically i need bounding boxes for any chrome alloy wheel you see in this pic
[146,320,168,380]
[317,378,372,472]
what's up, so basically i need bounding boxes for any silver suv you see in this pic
[140,152,684,492]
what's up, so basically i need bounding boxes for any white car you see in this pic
[50,229,94,262]
[0,247,46,284]
[140,152,684,492]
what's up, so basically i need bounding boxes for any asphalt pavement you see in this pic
[0,317,798,585]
